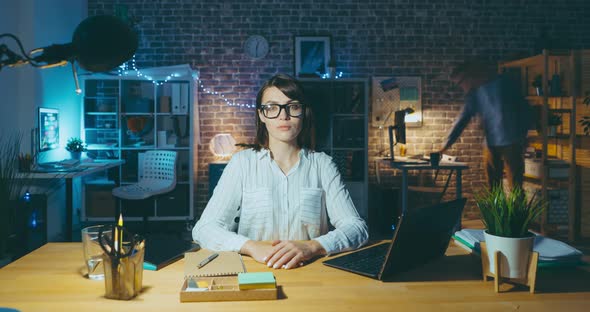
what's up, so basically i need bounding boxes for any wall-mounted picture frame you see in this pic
[295,36,330,77]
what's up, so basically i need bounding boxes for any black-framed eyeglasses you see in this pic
[259,102,305,119]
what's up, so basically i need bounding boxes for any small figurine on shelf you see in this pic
[65,137,86,160]
[547,113,562,137]
[579,91,590,135]
[327,58,337,79]
[531,75,543,96]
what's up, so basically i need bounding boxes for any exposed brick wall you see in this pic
[89,0,590,220]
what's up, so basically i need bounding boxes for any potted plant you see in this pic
[532,75,543,96]
[65,137,86,160]
[476,186,546,279]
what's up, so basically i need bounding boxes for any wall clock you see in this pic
[244,35,269,59]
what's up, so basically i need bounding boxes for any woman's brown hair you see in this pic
[252,74,315,151]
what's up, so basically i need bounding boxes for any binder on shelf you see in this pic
[172,84,181,114]
[171,83,188,115]
[180,83,189,114]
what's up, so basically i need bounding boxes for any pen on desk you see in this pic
[198,253,219,269]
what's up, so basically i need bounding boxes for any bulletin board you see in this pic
[371,76,422,128]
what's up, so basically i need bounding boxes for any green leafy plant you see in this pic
[65,137,86,153]
[475,186,546,238]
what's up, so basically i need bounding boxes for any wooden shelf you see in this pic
[500,49,581,241]
[499,54,544,68]
[549,108,572,113]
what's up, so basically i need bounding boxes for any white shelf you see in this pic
[81,65,196,222]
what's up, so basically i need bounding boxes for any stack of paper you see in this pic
[453,229,585,267]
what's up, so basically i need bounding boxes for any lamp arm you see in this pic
[0,33,43,69]
[379,109,394,129]
[388,125,395,162]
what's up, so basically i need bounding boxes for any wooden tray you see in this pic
[179,276,277,302]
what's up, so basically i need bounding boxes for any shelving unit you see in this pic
[499,50,582,241]
[299,78,369,221]
[80,65,197,223]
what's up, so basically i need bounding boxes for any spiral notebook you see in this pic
[184,250,246,277]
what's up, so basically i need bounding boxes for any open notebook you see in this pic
[184,250,246,277]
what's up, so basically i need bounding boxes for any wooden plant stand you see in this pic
[480,242,539,294]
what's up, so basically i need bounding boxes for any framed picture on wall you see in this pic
[295,36,330,77]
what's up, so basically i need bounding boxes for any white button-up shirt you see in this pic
[192,148,368,254]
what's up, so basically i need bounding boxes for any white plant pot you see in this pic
[483,231,534,279]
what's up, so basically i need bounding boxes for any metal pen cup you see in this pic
[99,225,145,300]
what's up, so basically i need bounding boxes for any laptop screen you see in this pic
[379,198,466,279]
[322,198,466,280]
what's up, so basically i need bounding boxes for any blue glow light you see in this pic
[30,210,38,228]
[23,191,31,202]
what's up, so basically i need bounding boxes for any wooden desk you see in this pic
[1,243,589,311]
[24,160,124,241]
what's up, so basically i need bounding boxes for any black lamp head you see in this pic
[31,15,138,72]
[72,15,138,72]
[400,107,415,115]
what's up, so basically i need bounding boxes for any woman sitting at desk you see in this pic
[193,74,368,270]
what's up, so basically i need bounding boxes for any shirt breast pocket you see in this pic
[300,187,323,238]
[240,188,272,230]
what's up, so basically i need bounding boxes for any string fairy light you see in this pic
[118,55,255,108]
[320,71,344,79]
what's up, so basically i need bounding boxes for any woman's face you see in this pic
[258,86,303,147]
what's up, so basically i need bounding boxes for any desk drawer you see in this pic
[85,184,116,218]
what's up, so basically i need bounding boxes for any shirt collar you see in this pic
[257,148,271,160]
[256,148,309,160]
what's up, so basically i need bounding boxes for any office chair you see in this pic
[112,150,177,233]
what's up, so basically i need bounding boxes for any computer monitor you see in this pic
[38,107,59,152]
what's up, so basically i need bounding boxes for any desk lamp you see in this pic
[0,15,138,93]
[388,107,415,162]
[209,133,236,161]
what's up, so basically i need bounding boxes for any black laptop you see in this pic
[144,235,199,270]
[323,198,466,280]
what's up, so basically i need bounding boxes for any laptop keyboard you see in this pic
[324,243,389,276]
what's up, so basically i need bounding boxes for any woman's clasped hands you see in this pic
[240,239,326,270]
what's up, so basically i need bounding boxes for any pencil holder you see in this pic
[99,225,145,300]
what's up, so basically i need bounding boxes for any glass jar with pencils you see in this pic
[99,224,145,300]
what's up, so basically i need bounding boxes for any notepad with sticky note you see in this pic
[179,249,278,302]
[238,272,276,290]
